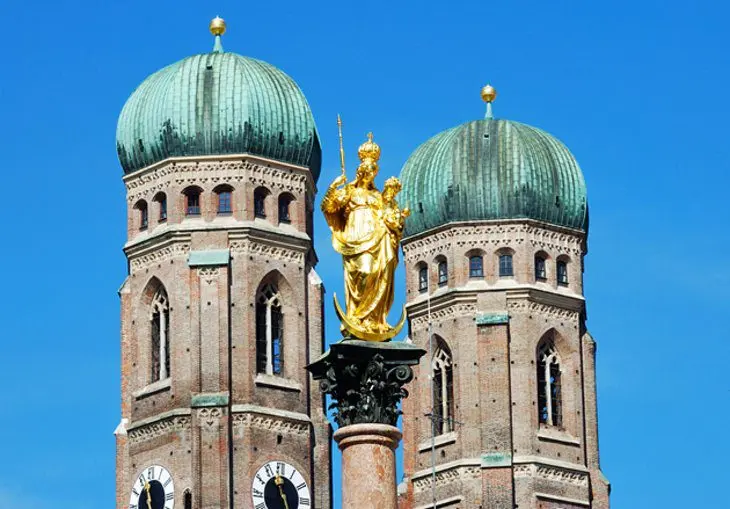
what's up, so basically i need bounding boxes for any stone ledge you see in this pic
[418,431,457,452]
[254,373,302,392]
[536,492,589,507]
[127,407,191,432]
[414,495,462,509]
[537,425,581,446]
[132,377,171,400]
[411,457,481,481]
[230,404,310,423]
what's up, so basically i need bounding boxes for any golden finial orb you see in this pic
[209,16,226,36]
[481,84,497,103]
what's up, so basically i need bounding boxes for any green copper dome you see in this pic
[399,118,588,237]
[116,50,321,179]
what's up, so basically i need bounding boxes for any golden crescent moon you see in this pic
[333,293,406,342]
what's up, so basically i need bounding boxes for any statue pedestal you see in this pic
[307,339,425,509]
[334,423,401,509]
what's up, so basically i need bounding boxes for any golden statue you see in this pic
[322,126,410,342]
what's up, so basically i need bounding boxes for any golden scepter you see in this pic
[337,114,346,180]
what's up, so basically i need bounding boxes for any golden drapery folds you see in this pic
[321,133,410,341]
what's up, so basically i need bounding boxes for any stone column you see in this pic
[307,339,425,509]
[334,424,401,509]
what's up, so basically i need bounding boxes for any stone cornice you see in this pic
[123,154,316,201]
[124,224,314,272]
[402,219,586,264]
[231,404,311,437]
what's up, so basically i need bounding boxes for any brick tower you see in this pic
[397,87,610,509]
[113,19,332,509]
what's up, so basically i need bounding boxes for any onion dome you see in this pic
[116,17,321,180]
[399,85,587,237]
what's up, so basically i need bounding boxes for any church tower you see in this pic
[114,19,332,509]
[397,86,610,509]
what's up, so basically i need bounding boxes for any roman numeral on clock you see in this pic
[166,492,174,501]
[299,497,310,506]
[252,488,264,497]
[296,482,306,490]
[255,504,266,509]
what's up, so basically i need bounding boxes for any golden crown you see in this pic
[358,132,381,162]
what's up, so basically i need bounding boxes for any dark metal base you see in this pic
[307,338,426,427]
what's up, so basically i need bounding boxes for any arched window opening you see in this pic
[499,254,513,277]
[183,490,192,509]
[432,341,454,435]
[135,201,149,230]
[184,187,201,216]
[417,264,428,293]
[535,254,547,281]
[557,260,569,286]
[469,255,484,278]
[216,186,233,215]
[154,193,167,222]
[256,284,283,375]
[537,336,562,427]
[254,187,269,218]
[437,259,448,286]
[151,288,170,382]
[278,194,293,224]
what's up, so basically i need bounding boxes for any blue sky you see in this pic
[0,0,727,507]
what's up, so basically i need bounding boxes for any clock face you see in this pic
[128,464,175,509]
[251,461,310,509]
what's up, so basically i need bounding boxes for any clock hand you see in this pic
[275,475,290,509]
[145,481,153,509]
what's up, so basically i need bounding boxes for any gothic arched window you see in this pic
[151,287,170,382]
[183,490,192,509]
[278,193,293,224]
[432,340,454,435]
[537,335,562,427]
[469,255,484,278]
[256,284,283,375]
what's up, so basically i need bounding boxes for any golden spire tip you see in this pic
[209,16,226,36]
[481,83,497,103]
